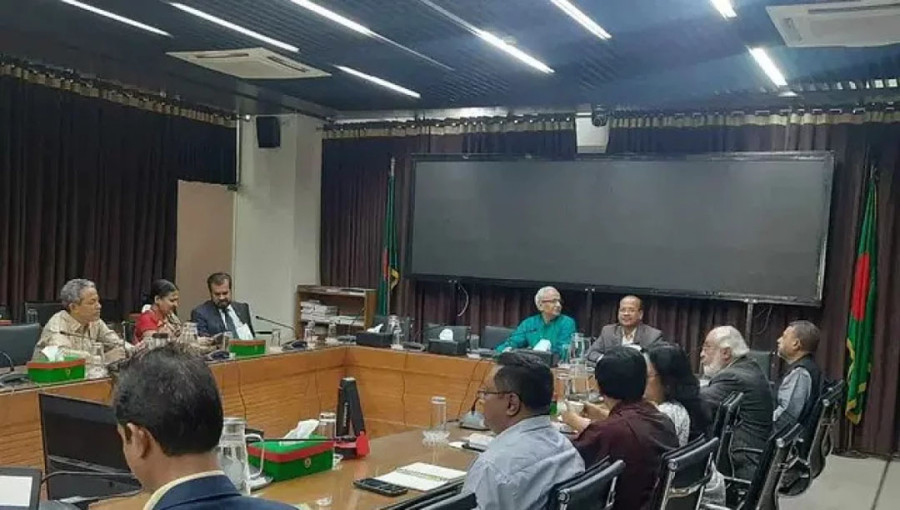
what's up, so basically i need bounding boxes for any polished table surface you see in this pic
[96,429,479,510]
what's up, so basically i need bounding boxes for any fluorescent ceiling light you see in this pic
[171,3,299,52]
[710,0,737,19]
[59,0,170,36]
[336,66,421,98]
[749,47,787,87]
[550,0,611,39]
[475,30,554,74]
[289,0,372,36]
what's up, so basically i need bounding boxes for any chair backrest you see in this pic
[425,324,470,343]
[712,392,743,477]
[380,481,464,510]
[23,302,63,327]
[0,323,42,366]
[742,424,803,510]
[419,492,477,510]
[480,325,514,350]
[100,299,122,324]
[747,350,774,380]
[650,437,720,510]
[548,459,625,510]
[802,380,844,477]
[375,315,414,340]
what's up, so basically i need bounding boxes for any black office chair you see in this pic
[746,350,774,381]
[704,424,803,510]
[479,325,514,350]
[23,302,63,326]
[546,459,625,510]
[0,323,41,385]
[375,315,414,341]
[100,299,122,324]
[650,437,720,510]
[419,492,477,510]
[380,481,464,510]
[711,392,744,479]
[779,380,844,496]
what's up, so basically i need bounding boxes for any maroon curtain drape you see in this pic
[320,116,900,455]
[0,75,236,319]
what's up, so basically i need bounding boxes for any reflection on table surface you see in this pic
[96,429,478,510]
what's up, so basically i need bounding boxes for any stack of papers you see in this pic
[375,462,467,492]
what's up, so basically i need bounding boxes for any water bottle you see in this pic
[217,417,265,495]
[304,321,316,345]
[25,308,39,324]
[326,320,338,343]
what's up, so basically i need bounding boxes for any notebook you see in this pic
[375,462,467,492]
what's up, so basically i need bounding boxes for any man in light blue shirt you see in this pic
[494,286,577,360]
[463,351,584,510]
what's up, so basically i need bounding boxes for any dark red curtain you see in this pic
[320,117,900,455]
[0,75,236,319]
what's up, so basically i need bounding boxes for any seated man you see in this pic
[774,320,823,430]
[112,344,294,509]
[570,346,679,510]
[586,295,663,362]
[494,286,576,360]
[463,351,584,510]
[700,326,773,480]
[191,272,255,340]
[34,279,134,361]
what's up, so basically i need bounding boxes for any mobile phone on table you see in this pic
[353,477,409,497]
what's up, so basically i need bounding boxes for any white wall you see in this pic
[233,114,323,328]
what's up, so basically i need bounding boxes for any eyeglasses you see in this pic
[477,388,513,399]
[540,298,562,305]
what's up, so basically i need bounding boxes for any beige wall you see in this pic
[176,180,234,320]
[233,114,323,327]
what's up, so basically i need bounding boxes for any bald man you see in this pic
[585,295,663,363]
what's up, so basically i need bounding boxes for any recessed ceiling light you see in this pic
[749,47,787,87]
[475,30,554,74]
[171,3,299,53]
[710,0,737,19]
[550,0,611,39]
[59,0,170,36]
[335,66,421,98]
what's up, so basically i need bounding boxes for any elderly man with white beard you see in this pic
[699,326,773,480]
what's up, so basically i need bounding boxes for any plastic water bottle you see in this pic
[326,320,338,343]
[304,321,316,345]
[25,308,39,324]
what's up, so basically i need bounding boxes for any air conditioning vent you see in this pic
[167,47,330,79]
[767,0,900,47]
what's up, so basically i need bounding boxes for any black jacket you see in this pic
[701,355,774,480]
[190,300,255,338]
[585,323,664,362]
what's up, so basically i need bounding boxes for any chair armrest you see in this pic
[701,504,732,510]
[722,476,752,487]
[731,447,764,456]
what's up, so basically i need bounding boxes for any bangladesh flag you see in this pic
[845,174,877,424]
[377,158,400,316]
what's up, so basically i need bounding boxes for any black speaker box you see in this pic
[256,116,281,148]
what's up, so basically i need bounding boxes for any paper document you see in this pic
[375,462,467,492]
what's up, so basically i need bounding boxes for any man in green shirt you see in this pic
[495,286,577,360]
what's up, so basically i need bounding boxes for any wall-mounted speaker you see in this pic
[256,116,281,148]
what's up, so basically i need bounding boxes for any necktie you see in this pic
[222,309,238,337]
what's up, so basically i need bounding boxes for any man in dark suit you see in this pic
[700,325,774,480]
[191,273,255,340]
[112,344,293,509]
[585,295,663,362]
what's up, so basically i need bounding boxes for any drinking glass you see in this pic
[317,411,337,439]
[424,396,449,444]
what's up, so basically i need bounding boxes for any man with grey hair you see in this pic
[495,286,577,360]
[34,279,134,362]
[700,325,773,480]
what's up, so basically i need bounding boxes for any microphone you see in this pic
[254,315,295,333]
[459,394,489,431]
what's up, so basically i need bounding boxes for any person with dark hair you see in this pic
[569,346,678,510]
[645,343,726,505]
[585,295,664,362]
[190,272,255,339]
[774,320,824,430]
[462,351,583,510]
[112,344,293,509]
[133,280,183,344]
